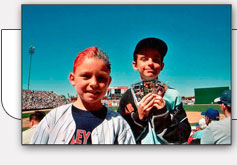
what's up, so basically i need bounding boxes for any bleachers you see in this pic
[22,90,72,110]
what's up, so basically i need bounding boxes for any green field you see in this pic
[22,127,29,132]
[111,104,221,113]
[183,104,221,113]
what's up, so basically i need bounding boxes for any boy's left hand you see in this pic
[153,95,166,110]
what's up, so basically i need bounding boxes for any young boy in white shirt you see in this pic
[31,47,135,144]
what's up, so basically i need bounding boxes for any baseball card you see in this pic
[131,80,166,107]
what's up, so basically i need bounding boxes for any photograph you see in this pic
[22,4,231,145]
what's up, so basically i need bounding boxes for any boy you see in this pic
[118,37,191,144]
[31,47,135,144]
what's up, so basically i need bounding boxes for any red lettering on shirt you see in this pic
[76,130,83,144]
[83,131,91,144]
[71,135,76,144]
[71,129,91,144]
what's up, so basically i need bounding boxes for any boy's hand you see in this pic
[138,93,156,120]
[153,95,166,110]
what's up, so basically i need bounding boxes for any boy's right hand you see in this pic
[138,93,156,120]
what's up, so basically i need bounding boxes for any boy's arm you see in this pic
[162,103,191,143]
[117,117,136,144]
[117,89,148,142]
[151,92,191,144]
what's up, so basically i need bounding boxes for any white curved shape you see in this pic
[1,29,21,120]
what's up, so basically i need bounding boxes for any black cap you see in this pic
[133,37,168,61]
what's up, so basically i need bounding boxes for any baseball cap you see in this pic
[201,108,220,120]
[133,37,168,60]
[214,90,231,107]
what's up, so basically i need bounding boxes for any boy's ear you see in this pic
[69,72,75,86]
[161,62,165,71]
[132,61,138,71]
[108,76,112,86]
[30,120,34,128]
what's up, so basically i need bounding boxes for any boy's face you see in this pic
[132,48,164,81]
[69,58,111,105]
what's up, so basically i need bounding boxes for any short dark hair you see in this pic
[30,111,46,122]
[133,37,168,62]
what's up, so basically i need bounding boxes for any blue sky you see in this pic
[22,5,231,97]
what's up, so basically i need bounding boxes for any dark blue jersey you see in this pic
[70,105,107,144]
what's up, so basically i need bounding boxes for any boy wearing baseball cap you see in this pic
[117,37,191,144]
[201,90,231,144]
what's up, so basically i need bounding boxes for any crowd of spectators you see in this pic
[22,90,72,110]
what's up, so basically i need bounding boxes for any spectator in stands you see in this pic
[201,108,220,126]
[198,117,207,130]
[201,90,231,144]
[188,118,207,144]
[22,111,46,144]
[193,118,206,139]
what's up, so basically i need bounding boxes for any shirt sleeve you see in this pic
[117,119,136,144]
[117,89,147,142]
[152,89,191,144]
[163,103,191,143]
